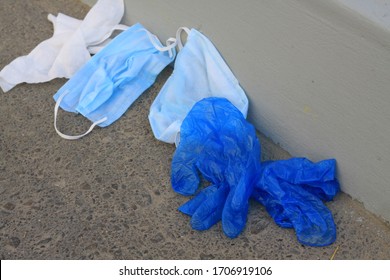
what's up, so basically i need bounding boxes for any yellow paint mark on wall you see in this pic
[303,105,318,119]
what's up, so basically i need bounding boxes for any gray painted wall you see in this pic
[83,0,390,223]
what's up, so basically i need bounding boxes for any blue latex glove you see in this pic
[252,158,340,246]
[171,97,261,238]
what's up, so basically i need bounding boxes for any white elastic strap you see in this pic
[91,24,129,46]
[141,29,177,58]
[88,24,130,54]
[166,37,177,58]
[54,90,107,140]
[176,27,190,50]
[88,43,109,55]
[174,131,181,147]
[113,24,130,31]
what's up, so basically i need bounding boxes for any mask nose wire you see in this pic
[54,90,108,140]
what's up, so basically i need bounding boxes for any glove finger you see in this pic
[171,146,200,196]
[178,185,218,216]
[222,185,250,238]
[262,158,339,202]
[190,185,229,231]
[222,161,260,238]
[252,187,293,228]
[301,179,340,201]
[254,169,337,246]
[281,181,336,247]
[295,158,337,185]
[270,158,337,185]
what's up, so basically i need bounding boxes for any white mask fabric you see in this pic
[148,27,249,145]
[0,0,126,93]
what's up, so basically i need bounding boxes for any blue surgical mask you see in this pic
[53,23,177,140]
[149,27,248,145]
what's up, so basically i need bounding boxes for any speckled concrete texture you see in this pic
[1,0,390,260]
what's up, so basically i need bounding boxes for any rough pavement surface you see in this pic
[1,0,390,259]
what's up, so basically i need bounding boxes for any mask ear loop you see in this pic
[88,24,130,54]
[176,27,190,50]
[54,90,107,140]
[165,38,177,58]
[141,29,177,58]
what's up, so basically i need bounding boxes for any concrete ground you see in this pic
[1,0,390,260]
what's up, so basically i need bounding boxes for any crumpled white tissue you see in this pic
[0,0,127,92]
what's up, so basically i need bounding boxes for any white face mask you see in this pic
[0,0,126,92]
[149,27,249,145]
